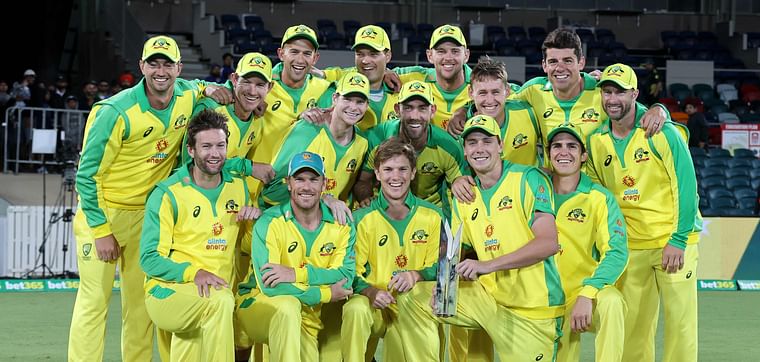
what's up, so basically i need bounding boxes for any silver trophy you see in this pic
[434,220,462,317]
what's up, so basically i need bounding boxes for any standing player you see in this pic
[68,35,232,362]
[587,64,700,362]
[140,110,259,362]
[343,137,442,361]
[353,80,465,210]
[547,122,628,361]
[396,115,564,361]
[235,152,355,362]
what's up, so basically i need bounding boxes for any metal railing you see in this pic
[2,107,89,174]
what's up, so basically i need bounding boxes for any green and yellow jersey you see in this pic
[180,80,258,164]
[76,78,207,238]
[450,161,564,319]
[140,163,250,291]
[364,119,465,207]
[323,67,399,131]
[554,173,628,302]
[260,121,369,206]
[586,104,701,250]
[393,65,473,130]
[352,191,441,302]
[238,201,356,306]
[464,100,541,166]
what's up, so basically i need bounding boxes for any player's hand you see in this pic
[383,69,402,93]
[323,194,353,225]
[456,259,491,280]
[329,278,353,302]
[253,100,268,117]
[367,288,396,309]
[588,69,602,81]
[452,176,476,204]
[260,263,296,287]
[252,162,275,183]
[204,84,234,104]
[447,107,467,137]
[310,66,326,78]
[355,197,374,209]
[300,107,333,125]
[194,269,228,297]
[236,206,262,222]
[640,106,667,138]
[388,271,421,293]
[94,234,120,262]
[570,296,593,332]
[661,244,685,274]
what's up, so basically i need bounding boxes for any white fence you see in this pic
[2,206,78,277]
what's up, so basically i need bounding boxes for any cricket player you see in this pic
[68,35,233,362]
[140,110,259,362]
[547,122,628,361]
[343,137,442,361]
[353,80,465,210]
[586,64,701,362]
[260,72,370,207]
[396,115,564,361]
[235,152,356,362]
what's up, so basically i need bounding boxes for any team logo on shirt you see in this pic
[386,111,398,120]
[498,196,513,210]
[379,234,389,247]
[604,154,613,166]
[326,178,337,191]
[288,241,299,253]
[485,224,494,237]
[143,126,154,138]
[82,243,92,259]
[420,162,439,174]
[212,222,224,236]
[581,108,600,123]
[306,98,317,109]
[272,100,282,111]
[512,133,528,149]
[543,108,554,118]
[395,254,408,268]
[148,139,170,164]
[622,175,636,187]
[612,219,625,236]
[173,114,187,129]
[634,148,650,163]
[225,199,240,214]
[346,159,357,173]
[193,206,201,217]
[441,119,450,130]
[567,208,586,223]
[484,238,500,252]
[246,131,256,145]
[319,242,336,256]
[155,139,169,152]
[360,28,379,39]
[411,229,429,244]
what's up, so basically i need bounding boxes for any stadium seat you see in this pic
[576,28,595,43]
[253,30,273,47]
[326,32,346,50]
[708,187,733,199]
[718,112,741,123]
[691,147,708,157]
[242,14,264,31]
[709,147,732,158]
[397,22,415,39]
[726,177,751,190]
[700,208,721,216]
[727,158,753,169]
[417,23,434,40]
[753,178,760,190]
[717,83,739,103]
[740,113,760,124]
[733,148,757,159]
[596,28,615,44]
[737,197,757,210]
[699,167,723,178]
[669,83,690,96]
[750,168,760,179]
[508,26,526,41]
[220,14,241,31]
[704,158,729,168]
[671,111,689,124]
[699,197,709,209]
[726,168,751,178]
[701,175,726,189]
[735,188,756,200]
[724,209,755,216]
[709,197,735,209]
[528,26,547,41]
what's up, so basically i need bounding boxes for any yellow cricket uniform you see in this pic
[586,104,701,362]
[69,78,207,362]
[397,161,564,361]
[235,201,356,362]
[140,164,248,362]
[260,121,368,207]
[464,100,541,166]
[364,119,465,208]
[343,191,441,361]
[555,173,629,362]
[394,65,473,130]
[324,67,399,131]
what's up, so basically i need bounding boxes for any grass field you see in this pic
[0,291,758,361]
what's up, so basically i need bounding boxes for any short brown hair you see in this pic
[186,109,229,149]
[374,137,416,170]
[471,56,508,87]
[542,28,583,60]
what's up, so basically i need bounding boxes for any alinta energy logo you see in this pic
[207,222,227,251]
[147,139,170,164]
[512,133,528,149]
[410,229,429,244]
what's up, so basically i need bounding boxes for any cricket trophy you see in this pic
[434,220,462,317]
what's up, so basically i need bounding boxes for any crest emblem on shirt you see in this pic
[498,196,513,210]
[622,175,636,187]
[155,138,169,152]
[420,162,438,174]
[386,111,398,120]
[326,178,337,191]
[567,208,586,223]
[82,243,92,258]
[319,242,336,256]
[173,114,187,129]
[395,254,408,268]
[485,224,494,237]
[212,222,224,236]
[225,199,239,214]
[246,132,256,145]
[346,159,357,173]
[306,98,317,109]
[581,108,599,123]
[634,148,650,163]
[512,133,528,149]
[410,229,429,244]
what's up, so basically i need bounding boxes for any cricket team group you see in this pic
[66,22,701,362]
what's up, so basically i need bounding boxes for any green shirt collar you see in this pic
[426,64,472,84]
[374,189,417,211]
[135,78,182,113]
[541,72,597,92]
[176,160,234,186]
[282,200,336,223]
[597,102,647,134]
[576,172,593,193]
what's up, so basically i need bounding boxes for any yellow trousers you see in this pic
[448,328,494,362]
[68,209,153,362]
[318,300,343,361]
[557,286,626,362]
[619,245,698,362]
[145,282,235,362]
[397,281,561,362]
[340,294,405,362]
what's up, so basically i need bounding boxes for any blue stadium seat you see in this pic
[708,148,733,159]
[726,177,751,190]
[735,188,756,200]
[724,208,755,216]
[220,14,241,31]
[750,168,760,179]
[242,15,264,31]
[701,176,726,189]
[737,197,757,210]
[709,197,735,209]
[727,158,753,169]
[699,167,723,178]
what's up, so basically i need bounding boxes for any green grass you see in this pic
[0,291,758,361]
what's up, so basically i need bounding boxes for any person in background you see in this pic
[50,75,71,109]
[222,53,235,80]
[685,103,708,149]
[97,80,113,100]
[206,64,225,83]
[640,58,663,107]
[79,80,98,110]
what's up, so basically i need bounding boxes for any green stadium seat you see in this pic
[704,158,729,168]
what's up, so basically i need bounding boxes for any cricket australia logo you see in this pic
[319,242,336,256]
[468,115,488,126]
[439,25,457,36]
[634,148,650,163]
[225,199,239,214]
[512,133,528,149]
[294,25,311,34]
[420,162,438,174]
[360,28,378,39]
[151,38,171,50]
[498,196,513,210]
[82,243,92,258]
[408,81,426,93]
[348,75,366,87]
[173,114,187,129]
[346,159,357,172]
[606,65,625,77]
[249,56,266,69]
[306,98,317,108]
[410,229,429,244]
[581,108,599,123]
[566,208,586,223]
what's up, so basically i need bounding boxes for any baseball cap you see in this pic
[23,69,36,77]
[352,25,391,52]
[236,52,272,82]
[546,122,584,148]
[461,115,500,139]
[281,25,319,49]
[336,72,370,99]
[429,24,467,49]
[288,151,325,177]
[598,63,638,90]
[141,35,181,63]
[398,81,434,105]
